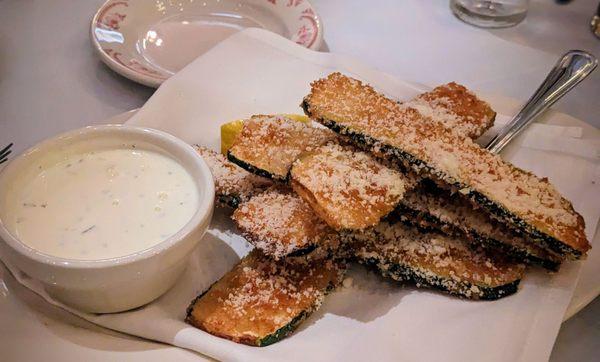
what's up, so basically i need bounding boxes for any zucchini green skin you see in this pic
[256,282,338,346]
[184,280,312,347]
[217,194,242,209]
[287,244,318,258]
[466,230,561,272]
[390,206,561,272]
[468,192,580,258]
[302,100,580,259]
[185,262,343,347]
[227,150,289,182]
[241,233,318,259]
[185,286,212,326]
[257,310,311,346]
[357,256,520,301]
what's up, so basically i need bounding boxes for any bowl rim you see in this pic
[89,0,324,88]
[0,124,215,269]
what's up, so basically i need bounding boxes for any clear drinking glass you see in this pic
[450,0,530,28]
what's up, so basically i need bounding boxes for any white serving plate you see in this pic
[2,29,599,361]
[2,106,598,362]
[91,0,323,87]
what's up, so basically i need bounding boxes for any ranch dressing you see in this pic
[6,148,198,260]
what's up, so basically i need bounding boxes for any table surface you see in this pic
[0,0,598,360]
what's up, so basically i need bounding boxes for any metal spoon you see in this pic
[486,50,597,154]
[0,143,13,164]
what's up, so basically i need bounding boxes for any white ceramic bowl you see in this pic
[0,125,214,313]
[91,0,323,87]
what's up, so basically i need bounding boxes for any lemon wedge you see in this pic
[220,119,245,155]
[220,114,310,155]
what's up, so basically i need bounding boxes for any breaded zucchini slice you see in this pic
[185,250,345,346]
[227,115,338,181]
[232,186,340,259]
[290,142,412,231]
[402,82,496,139]
[347,222,525,300]
[195,146,272,208]
[396,184,563,271]
[302,73,590,259]
[220,115,311,155]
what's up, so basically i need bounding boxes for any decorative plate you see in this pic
[90,0,323,87]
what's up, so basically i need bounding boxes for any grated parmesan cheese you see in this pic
[347,222,525,298]
[186,250,345,345]
[228,115,338,180]
[195,146,272,206]
[290,142,410,231]
[399,184,563,268]
[232,186,339,259]
[304,73,590,256]
[401,82,496,139]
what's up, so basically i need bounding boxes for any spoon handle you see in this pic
[485,50,597,154]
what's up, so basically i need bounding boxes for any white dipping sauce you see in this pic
[6,148,199,260]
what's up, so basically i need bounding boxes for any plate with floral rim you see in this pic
[90,0,323,87]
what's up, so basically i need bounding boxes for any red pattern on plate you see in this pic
[105,49,166,80]
[96,0,320,85]
[295,8,318,48]
[96,1,129,30]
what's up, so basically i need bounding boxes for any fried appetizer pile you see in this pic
[187,75,589,346]
[302,72,590,259]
